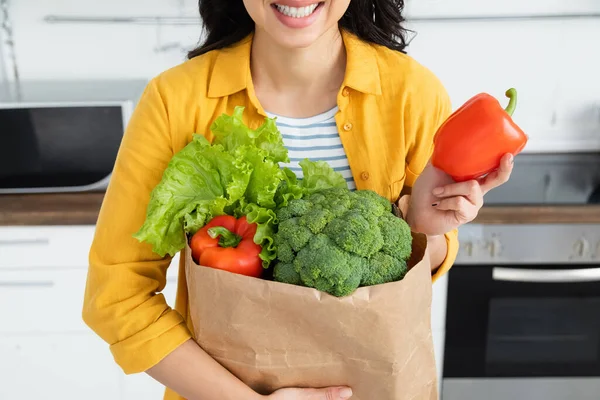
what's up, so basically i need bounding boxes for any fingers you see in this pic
[277,386,353,400]
[434,196,479,222]
[305,387,353,400]
[480,153,514,194]
[432,179,483,208]
[432,153,514,201]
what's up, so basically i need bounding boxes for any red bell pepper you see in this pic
[189,215,263,278]
[431,88,528,182]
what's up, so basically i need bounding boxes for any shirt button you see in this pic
[361,171,370,181]
[343,122,353,131]
[342,87,350,97]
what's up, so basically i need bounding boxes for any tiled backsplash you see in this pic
[2,0,599,152]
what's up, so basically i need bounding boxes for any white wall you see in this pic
[3,0,200,81]
[2,0,599,152]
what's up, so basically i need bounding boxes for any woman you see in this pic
[83,1,513,399]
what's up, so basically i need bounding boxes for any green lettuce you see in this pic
[211,106,288,164]
[274,159,348,207]
[133,135,249,257]
[134,106,347,267]
[295,159,348,194]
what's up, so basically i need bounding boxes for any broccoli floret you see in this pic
[272,187,413,297]
[311,188,352,217]
[378,213,413,261]
[324,212,383,258]
[293,235,361,297]
[275,240,295,263]
[299,208,335,233]
[351,189,391,217]
[276,207,294,222]
[287,198,312,217]
[308,192,326,205]
[273,262,301,285]
[277,218,312,251]
[276,198,311,222]
[361,252,408,286]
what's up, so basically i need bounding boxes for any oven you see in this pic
[442,223,600,400]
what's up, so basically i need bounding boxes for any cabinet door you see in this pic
[0,269,89,334]
[0,333,121,399]
[0,226,96,269]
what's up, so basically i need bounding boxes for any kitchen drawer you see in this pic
[0,333,121,400]
[0,226,96,269]
[0,268,89,334]
[0,262,181,334]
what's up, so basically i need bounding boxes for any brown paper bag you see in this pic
[185,232,438,400]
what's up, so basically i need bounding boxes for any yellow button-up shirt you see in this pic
[83,30,459,400]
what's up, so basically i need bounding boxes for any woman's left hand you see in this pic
[406,153,514,236]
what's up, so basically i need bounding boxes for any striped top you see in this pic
[266,106,357,190]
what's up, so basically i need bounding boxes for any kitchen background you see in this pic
[0,0,599,399]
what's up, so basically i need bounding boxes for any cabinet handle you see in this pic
[0,239,50,246]
[0,281,55,287]
[493,267,600,283]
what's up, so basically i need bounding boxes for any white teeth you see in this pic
[275,3,319,18]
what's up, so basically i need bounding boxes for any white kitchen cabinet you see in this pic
[0,333,121,399]
[0,226,96,269]
[0,268,89,334]
[0,225,180,400]
[405,0,600,18]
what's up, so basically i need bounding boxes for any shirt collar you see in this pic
[207,29,382,98]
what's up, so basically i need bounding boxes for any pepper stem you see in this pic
[504,88,518,116]
[207,226,242,248]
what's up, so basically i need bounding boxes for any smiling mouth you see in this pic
[272,2,323,18]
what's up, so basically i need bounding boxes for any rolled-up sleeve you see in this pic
[82,77,192,374]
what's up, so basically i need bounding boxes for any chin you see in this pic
[269,29,330,49]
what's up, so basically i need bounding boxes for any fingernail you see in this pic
[339,388,353,399]
[432,203,439,207]
[432,187,444,196]
[509,154,514,164]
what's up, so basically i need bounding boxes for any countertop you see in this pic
[1,192,600,226]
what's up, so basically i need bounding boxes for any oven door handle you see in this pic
[492,267,600,283]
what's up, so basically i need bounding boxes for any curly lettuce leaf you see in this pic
[274,168,305,208]
[253,116,289,164]
[133,135,251,257]
[298,158,348,193]
[274,159,348,208]
[211,106,288,163]
[237,146,286,209]
[237,203,278,267]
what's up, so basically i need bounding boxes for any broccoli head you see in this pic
[272,188,413,297]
